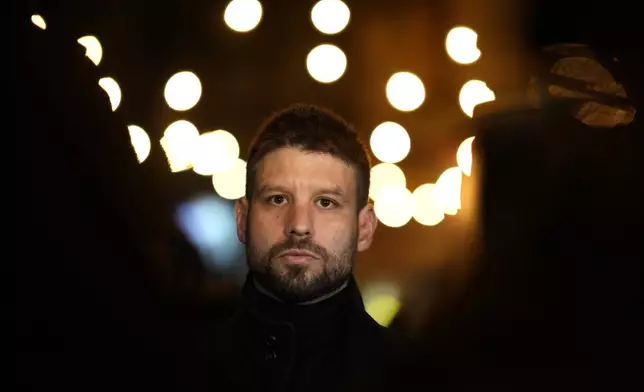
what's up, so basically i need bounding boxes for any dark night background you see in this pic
[16,0,642,390]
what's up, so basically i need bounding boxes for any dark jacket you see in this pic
[184,273,406,392]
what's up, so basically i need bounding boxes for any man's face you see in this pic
[235,147,377,303]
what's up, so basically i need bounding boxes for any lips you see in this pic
[279,249,319,259]
[277,249,319,264]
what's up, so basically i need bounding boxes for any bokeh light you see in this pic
[369,163,406,201]
[386,72,426,112]
[176,195,245,276]
[457,136,475,176]
[412,184,445,226]
[98,77,121,111]
[374,186,414,228]
[212,158,247,200]
[192,130,240,176]
[311,0,351,35]
[435,167,463,215]
[306,44,347,84]
[224,0,263,33]
[160,120,200,172]
[31,15,46,30]
[77,36,103,66]
[363,282,401,327]
[370,121,411,164]
[412,183,445,226]
[127,125,151,163]
[446,26,481,65]
[164,71,202,111]
[459,79,496,117]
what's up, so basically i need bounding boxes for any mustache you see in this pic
[268,238,329,261]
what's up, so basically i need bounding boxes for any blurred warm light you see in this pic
[160,120,200,172]
[98,77,121,111]
[311,0,350,35]
[213,158,247,200]
[127,125,151,163]
[192,130,240,176]
[369,121,411,164]
[436,167,463,215]
[306,44,347,84]
[77,36,103,66]
[412,183,445,226]
[365,293,401,327]
[457,136,475,176]
[446,26,481,65]
[31,14,46,30]
[224,0,263,33]
[386,72,425,112]
[164,71,202,112]
[363,282,401,327]
[374,186,414,228]
[459,80,496,117]
[369,163,406,201]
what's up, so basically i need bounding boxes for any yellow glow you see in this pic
[213,158,247,200]
[435,167,463,215]
[446,26,481,65]
[127,125,151,163]
[224,0,263,33]
[459,80,496,117]
[365,294,401,327]
[31,14,46,30]
[374,186,414,228]
[369,121,411,164]
[306,44,347,84]
[77,36,103,66]
[457,136,475,176]
[311,0,350,35]
[386,72,426,112]
[412,183,445,226]
[164,71,202,112]
[369,163,406,201]
[160,120,200,172]
[98,77,121,111]
[192,130,240,176]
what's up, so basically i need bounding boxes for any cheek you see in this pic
[249,211,284,248]
[315,219,355,252]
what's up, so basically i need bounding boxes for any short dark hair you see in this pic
[245,103,371,210]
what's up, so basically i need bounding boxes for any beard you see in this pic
[246,231,357,303]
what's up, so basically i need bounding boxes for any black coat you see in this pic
[183,274,407,392]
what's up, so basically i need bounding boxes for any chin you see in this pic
[280,263,319,281]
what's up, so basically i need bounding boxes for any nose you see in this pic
[284,201,313,239]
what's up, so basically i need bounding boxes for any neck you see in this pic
[252,278,349,305]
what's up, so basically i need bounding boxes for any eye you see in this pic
[267,195,287,205]
[316,197,336,209]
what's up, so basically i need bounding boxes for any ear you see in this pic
[235,197,249,244]
[357,202,378,252]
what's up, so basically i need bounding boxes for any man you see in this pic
[191,104,403,392]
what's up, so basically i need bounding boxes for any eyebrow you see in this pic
[257,184,346,198]
[320,185,346,198]
[257,185,288,195]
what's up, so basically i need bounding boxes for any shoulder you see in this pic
[350,309,413,356]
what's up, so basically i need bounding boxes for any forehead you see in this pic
[256,147,356,192]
